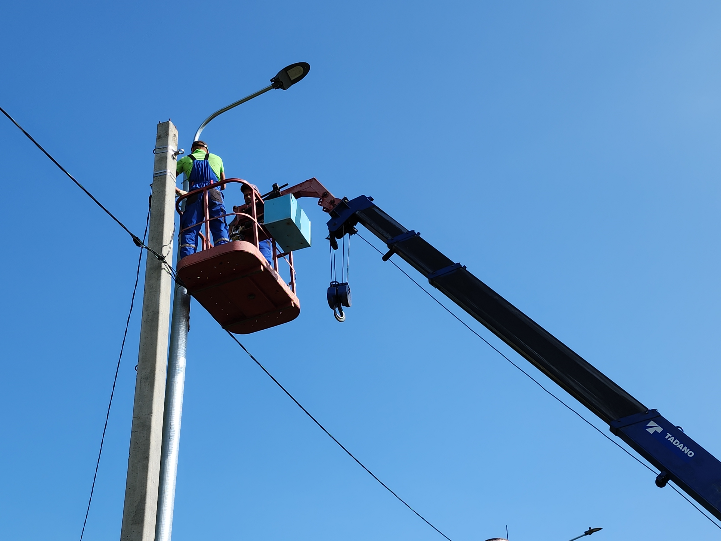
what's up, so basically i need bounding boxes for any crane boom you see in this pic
[326,194,721,522]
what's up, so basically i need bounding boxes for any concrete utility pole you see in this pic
[120,121,178,541]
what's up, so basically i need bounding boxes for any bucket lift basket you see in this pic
[175,179,300,334]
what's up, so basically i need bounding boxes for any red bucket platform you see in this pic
[176,241,300,334]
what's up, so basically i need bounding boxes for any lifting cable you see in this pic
[356,233,721,531]
[2,105,454,540]
[225,330,454,541]
[328,233,352,322]
[343,233,350,284]
[0,106,174,278]
[79,200,150,541]
[329,234,350,281]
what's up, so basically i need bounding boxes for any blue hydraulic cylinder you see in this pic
[611,410,721,520]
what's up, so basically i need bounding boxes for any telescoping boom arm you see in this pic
[326,195,721,522]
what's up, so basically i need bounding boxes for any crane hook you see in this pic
[327,281,351,323]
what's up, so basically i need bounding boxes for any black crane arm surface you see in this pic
[327,196,645,423]
[327,195,721,521]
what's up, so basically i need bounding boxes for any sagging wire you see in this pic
[0,106,183,533]
[2,100,442,536]
[356,233,721,531]
[0,105,175,279]
[79,199,151,541]
[225,330,454,541]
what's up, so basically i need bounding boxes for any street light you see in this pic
[569,527,603,541]
[193,61,310,141]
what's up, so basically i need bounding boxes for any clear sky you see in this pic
[2,2,721,540]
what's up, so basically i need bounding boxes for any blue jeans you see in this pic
[179,189,229,258]
[259,240,273,264]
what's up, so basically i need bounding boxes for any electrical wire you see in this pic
[0,106,184,534]
[0,105,174,276]
[78,200,150,541]
[7,102,716,532]
[356,233,721,531]
[225,330,454,541]
[2,105,454,539]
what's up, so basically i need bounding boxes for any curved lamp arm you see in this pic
[193,62,311,142]
[193,85,273,142]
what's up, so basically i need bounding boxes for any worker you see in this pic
[175,140,230,258]
[229,183,273,264]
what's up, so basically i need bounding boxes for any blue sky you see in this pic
[2,1,721,540]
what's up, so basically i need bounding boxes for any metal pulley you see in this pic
[328,230,352,322]
[327,281,351,322]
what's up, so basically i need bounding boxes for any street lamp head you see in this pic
[271,62,311,90]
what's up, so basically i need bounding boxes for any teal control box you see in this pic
[264,194,311,252]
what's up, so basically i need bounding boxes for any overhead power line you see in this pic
[2,104,455,540]
[356,233,721,531]
[16,101,706,535]
[0,105,172,274]
[79,199,150,540]
[226,330,454,541]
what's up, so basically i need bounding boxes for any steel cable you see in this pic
[7,102,713,533]
[0,105,175,277]
[356,233,721,531]
[2,105,450,539]
[225,330,454,541]
[79,200,150,541]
